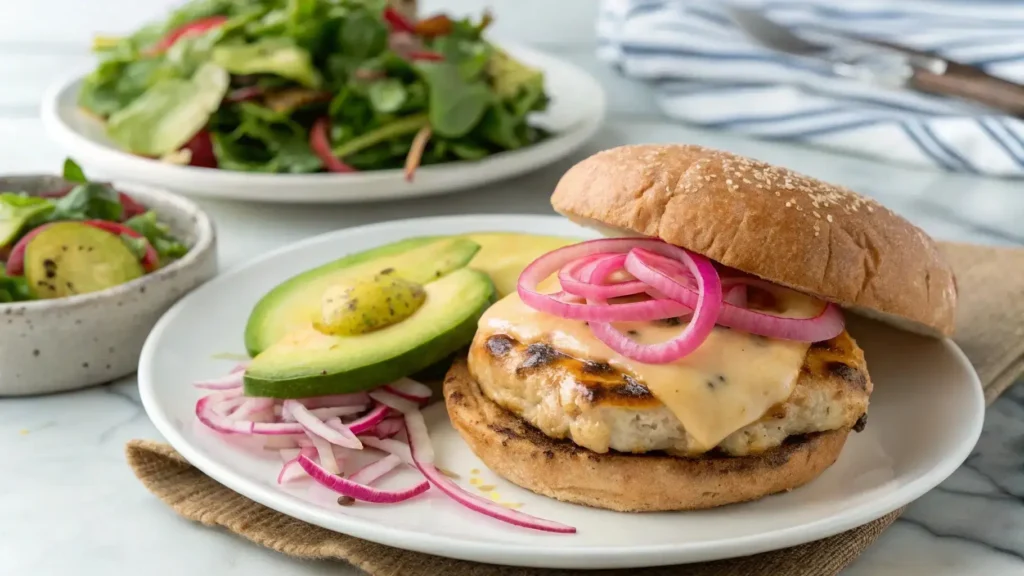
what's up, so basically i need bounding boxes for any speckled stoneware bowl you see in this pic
[0,175,216,395]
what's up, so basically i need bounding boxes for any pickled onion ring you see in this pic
[517,238,691,322]
[588,248,722,364]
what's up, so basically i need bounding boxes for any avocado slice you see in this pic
[244,236,481,356]
[24,222,144,299]
[244,267,496,398]
[461,232,581,298]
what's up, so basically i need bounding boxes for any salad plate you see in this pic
[43,44,604,204]
[138,214,984,569]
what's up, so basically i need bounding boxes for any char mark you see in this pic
[517,343,563,372]
[485,334,515,357]
[826,361,868,390]
[853,413,867,432]
[589,374,654,402]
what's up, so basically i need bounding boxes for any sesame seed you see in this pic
[813,211,820,218]
[785,201,792,207]
[826,214,833,222]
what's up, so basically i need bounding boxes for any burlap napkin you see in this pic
[125,241,1024,576]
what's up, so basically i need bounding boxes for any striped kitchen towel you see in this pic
[597,0,1024,177]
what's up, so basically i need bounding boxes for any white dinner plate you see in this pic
[42,44,605,204]
[138,215,984,569]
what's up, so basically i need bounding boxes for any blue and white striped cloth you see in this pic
[597,0,1024,176]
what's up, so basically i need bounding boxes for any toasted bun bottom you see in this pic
[444,358,850,512]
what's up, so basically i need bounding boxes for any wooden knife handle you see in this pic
[910,63,1024,117]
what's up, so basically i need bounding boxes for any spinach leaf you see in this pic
[62,159,87,184]
[274,133,323,173]
[107,62,229,156]
[368,79,407,114]
[338,8,388,61]
[50,183,123,222]
[212,38,322,88]
[415,62,490,138]
[480,103,522,149]
[124,211,189,264]
[0,263,31,303]
[211,132,280,172]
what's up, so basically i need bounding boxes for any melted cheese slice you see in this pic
[479,279,821,451]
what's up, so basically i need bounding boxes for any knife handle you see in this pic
[909,63,1024,117]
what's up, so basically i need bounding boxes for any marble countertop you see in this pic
[1,1,1022,574]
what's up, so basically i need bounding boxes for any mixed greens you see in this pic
[78,0,550,178]
[0,159,189,302]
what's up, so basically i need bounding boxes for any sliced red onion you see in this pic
[284,400,363,449]
[405,415,576,534]
[279,448,301,461]
[631,251,843,341]
[196,392,253,434]
[558,253,647,299]
[402,410,434,465]
[305,430,341,475]
[359,436,414,465]
[278,447,316,484]
[517,238,692,322]
[298,455,429,503]
[194,370,243,390]
[266,436,303,451]
[348,454,403,485]
[230,397,275,421]
[284,405,366,421]
[374,417,404,439]
[250,422,305,435]
[212,396,247,417]
[584,247,721,364]
[383,378,432,403]
[723,282,748,308]
[323,417,363,449]
[347,403,390,435]
[369,390,421,415]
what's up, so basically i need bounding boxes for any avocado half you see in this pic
[243,237,495,398]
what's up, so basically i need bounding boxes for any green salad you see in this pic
[78,0,550,178]
[0,159,188,303]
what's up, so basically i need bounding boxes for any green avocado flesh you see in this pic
[25,222,144,299]
[243,236,481,356]
[244,267,495,398]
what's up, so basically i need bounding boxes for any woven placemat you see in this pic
[126,241,1024,576]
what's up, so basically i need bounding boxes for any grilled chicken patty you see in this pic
[467,329,872,457]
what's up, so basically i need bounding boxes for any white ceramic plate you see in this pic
[138,215,984,569]
[42,45,605,204]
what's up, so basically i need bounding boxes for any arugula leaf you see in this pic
[415,62,490,138]
[62,159,87,184]
[331,114,427,158]
[368,79,407,114]
[0,193,55,247]
[0,263,31,303]
[107,62,229,156]
[212,38,322,88]
[50,183,123,222]
[124,211,189,264]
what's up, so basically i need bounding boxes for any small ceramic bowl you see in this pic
[0,175,216,395]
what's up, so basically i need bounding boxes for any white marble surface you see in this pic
[1,1,1023,574]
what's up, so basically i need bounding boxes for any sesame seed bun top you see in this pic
[550,144,957,337]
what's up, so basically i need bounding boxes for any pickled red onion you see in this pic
[517,238,693,322]
[589,248,722,364]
